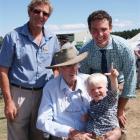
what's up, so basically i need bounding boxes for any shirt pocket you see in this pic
[38,47,53,66]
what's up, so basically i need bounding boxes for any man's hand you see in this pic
[69,129,93,140]
[117,109,127,128]
[5,99,18,121]
[118,97,128,128]
[104,128,121,140]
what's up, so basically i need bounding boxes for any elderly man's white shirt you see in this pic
[37,73,90,137]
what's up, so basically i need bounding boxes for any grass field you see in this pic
[0,98,7,140]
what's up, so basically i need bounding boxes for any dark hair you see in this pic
[87,10,112,30]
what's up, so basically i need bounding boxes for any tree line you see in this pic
[112,28,140,39]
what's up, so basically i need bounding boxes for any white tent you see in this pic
[128,33,140,50]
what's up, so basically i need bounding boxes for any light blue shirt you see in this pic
[37,73,91,137]
[80,35,136,98]
[0,23,60,88]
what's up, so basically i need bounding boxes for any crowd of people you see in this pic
[0,0,137,140]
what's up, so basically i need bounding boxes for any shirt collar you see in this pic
[93,36,113,50]
[18,22,53,41]
[60,75,83,94]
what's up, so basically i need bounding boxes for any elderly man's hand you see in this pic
[69,129,94,140]
[104,128,121,140]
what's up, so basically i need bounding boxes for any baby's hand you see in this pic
[105,63,119,79]
[110,68,119,78]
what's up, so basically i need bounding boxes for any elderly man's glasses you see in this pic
[32,9,50,17]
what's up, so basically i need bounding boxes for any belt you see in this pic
[11,83,43,91]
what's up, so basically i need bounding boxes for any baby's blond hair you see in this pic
[86,73,108,91]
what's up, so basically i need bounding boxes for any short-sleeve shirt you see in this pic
[0,22,60,88]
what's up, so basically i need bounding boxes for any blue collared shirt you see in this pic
[0,23,60,88]
[79,35,136,98]
[36,73,91,137]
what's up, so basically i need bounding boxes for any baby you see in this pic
[85,67,120,139]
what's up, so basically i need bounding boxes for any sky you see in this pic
[0,0,140,37]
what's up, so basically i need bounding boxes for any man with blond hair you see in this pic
[0,0,60,140]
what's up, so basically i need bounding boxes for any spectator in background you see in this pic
[134,43,140,88]
[53,35,78,77]
[58,35,70,48]
[0,0,60,140]
[58,35,78,52]
[79,10,136,139]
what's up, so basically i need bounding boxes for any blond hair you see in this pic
[28,0,53,17]
[86,73,108,91]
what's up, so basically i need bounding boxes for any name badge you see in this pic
[43,46,48,53]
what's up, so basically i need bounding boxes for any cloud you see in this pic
[113,19,134,31]
[46,23,88,34]
[46,19,137,34]
[1,20,136,37]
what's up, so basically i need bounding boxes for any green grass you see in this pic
[0,98,7,140]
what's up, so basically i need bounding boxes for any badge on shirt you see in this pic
[43,46,48,53]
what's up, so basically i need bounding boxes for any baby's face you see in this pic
[88,82,107,102]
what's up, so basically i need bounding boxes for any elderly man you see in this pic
[36,47,121,140]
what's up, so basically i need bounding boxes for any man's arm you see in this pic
[134,50,140,58]
[36,86,72,137]
[118,97,128,127]
[0,66,17,120]
[118,47,136,127]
